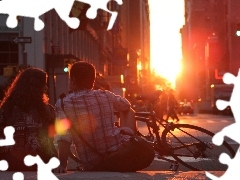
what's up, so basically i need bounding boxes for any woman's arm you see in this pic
[54,140,71,173]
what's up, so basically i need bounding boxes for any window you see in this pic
[0,33,19,75]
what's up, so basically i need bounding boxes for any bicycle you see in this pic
[134,94,236,171]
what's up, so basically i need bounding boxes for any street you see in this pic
[175,113,235,135]
[138,112,235,135]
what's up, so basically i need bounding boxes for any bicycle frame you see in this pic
[135,111,178,163]
[134,95,218,165]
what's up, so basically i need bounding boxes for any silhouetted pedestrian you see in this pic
[165,89,179,121]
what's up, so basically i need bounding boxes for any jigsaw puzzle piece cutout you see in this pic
[24,155,60,180]
[0,0,79,31]
[0,0,52,30]
[0,126,15,146]
[223,70,240,120]
[0,0,121,31]
[54,0,80,29]
[6,16,19,29]
[77,0,123,30]
[206,147,240,180]
[216,100,229,111]
[213,97,240,146]
[213,69,240,146]
[212,123,240,146]
[206,69,240,179]
[205,153,230,179]
[12,172,24,180]
[0,160,8,171]
[222,72,235,84]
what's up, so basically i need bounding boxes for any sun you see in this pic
[150,26,183,87]
[149,0,184,88]
[152,56,182,86]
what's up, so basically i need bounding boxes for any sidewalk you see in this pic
[0,171,224,180]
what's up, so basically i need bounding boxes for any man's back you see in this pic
[55,89,131,170]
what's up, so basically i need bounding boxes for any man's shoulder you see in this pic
[55,94,66,108]
[93,89,121,99]
[93,89,111,95]
[55,91,78,106]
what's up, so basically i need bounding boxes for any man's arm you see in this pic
[54,99,72,173]
[55,140,71,173]
[119,107,137,134]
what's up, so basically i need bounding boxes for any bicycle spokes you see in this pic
[161,124,235,171]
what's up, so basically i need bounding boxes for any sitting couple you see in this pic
[0,61,154,172]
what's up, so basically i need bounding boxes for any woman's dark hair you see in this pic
[0,68,48,117]
[70,61,96,90]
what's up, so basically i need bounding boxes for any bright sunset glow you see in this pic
[149,0,185,88]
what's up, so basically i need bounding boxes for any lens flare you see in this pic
[55,118,71,135]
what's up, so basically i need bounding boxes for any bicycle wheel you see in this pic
[161,124,235,171]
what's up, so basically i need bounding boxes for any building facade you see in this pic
[180,0,240,111]
[180,0,227,100]
[0,0,151,105]
[120,0,150,98]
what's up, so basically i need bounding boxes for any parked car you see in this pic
[177,101,194,114]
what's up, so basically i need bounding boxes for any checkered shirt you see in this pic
[54,89,132,170]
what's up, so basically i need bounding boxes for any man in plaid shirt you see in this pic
[54,61,136,172]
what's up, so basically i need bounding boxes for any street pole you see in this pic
[51,46,58,103]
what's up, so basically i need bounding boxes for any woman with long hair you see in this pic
[0,68,57,171]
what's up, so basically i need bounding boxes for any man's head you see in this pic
[69,61,96,90]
